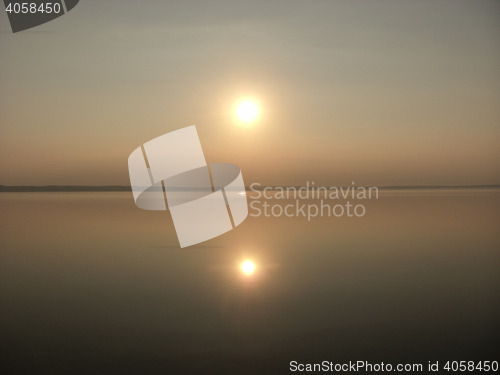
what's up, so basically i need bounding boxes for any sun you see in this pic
[241,260,256,275]
[236,100,259,123]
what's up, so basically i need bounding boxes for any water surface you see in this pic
[1,190,499,374]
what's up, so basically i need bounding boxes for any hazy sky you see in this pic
[0,0,499,186]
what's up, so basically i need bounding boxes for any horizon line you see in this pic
[0,184,499,192]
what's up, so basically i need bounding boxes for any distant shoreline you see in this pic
[0,185,499,192]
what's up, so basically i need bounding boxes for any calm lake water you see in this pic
[1,190,499,374]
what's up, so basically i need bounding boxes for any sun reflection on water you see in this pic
[240,260,256,276]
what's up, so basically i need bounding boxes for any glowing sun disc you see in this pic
[236,100,259,122]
